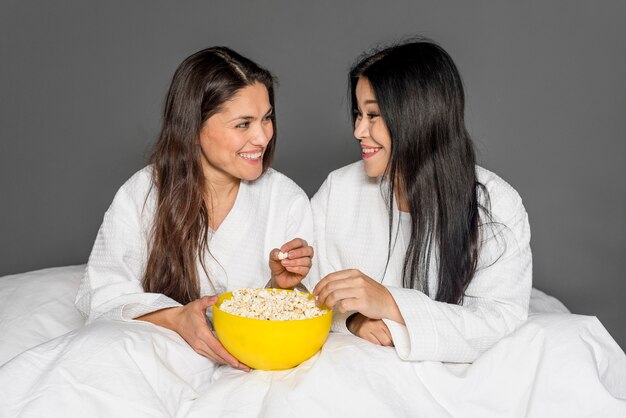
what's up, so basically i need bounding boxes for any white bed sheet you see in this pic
[0,265,624,417]
[0,265,85,365]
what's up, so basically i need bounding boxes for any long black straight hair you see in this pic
[350,39,490,304]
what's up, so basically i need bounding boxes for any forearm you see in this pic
[137,306,182,332]
[386,286,528,362]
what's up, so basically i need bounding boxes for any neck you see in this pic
[207,176,240,200]
[203,167,241,230]
[202,161,241,202]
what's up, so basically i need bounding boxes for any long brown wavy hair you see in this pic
[143,47,276,304]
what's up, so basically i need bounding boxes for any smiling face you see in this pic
[199,82,274,183]
[353,76,392,178]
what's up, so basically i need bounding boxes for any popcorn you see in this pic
[277,251,289,260]
[219,288,327,320]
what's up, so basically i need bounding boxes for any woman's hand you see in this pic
[137,296,250,372]
[347,313,394,346]
[312,269,404,324]
[269,238,314,289]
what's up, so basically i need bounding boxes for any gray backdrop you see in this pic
[1,1,624,349]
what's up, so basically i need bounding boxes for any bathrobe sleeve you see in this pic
[383,184,532,362]
[75,169,181,323]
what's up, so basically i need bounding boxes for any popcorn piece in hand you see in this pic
[278,251,289,260]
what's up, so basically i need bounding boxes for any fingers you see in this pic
[281,245,314,260]
[197,340,250,371]
[272,258,312,288]
[369,330,392,346]
[280,238,309,253]
[317,287,362,311]
[194,342,229,364]
[269,248,281,262]
[380,324,394,347]
[355,318,394,347]
[197,345,249,370]
[198,295,218,309]
[196,295,219,320]
[186,326,230,364]
[207,338,240,369]
[366,331,384,346]
[268,248,285,277]
[315,276,364,306]
[371,321,393,347]
[271,238,313,281]
[277,239,313,268]
[205,332,250,372]
[283,266,310,277]
[184,300,250,372]
[280,256,312,268]
[269,238,314,277]
[278,246,312,277]
[312,269,360,295]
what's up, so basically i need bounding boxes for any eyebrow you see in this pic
[227,106,274,123]
[354,100,378,112]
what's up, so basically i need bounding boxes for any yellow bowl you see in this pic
[212,289,332,371]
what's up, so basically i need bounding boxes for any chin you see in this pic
[241,169,264,182]
[363,163,384,178]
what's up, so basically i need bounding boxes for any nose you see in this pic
[250,122,273,147]
[353,117,368,140]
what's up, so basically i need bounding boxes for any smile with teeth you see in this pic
[238,151,263,160]
[361,146,382,158]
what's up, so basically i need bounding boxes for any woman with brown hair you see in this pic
[73,46,314,371]
[0,47,314,415]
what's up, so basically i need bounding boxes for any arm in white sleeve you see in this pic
[383,195,532,363]
[311,177,353,334]
[75,171,182,323]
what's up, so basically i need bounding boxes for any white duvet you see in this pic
[0,266,625,417]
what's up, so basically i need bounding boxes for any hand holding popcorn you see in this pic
[268,238,314,289]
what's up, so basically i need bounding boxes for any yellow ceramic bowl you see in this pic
[212,289,332,371]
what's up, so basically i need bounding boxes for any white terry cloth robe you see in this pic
[76,165,314,323]
[311,160,532,363]
[0,166,314,417]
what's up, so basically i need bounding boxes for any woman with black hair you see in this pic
[312,39,532,363]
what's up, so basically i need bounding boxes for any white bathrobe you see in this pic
[311,161,532,363]
[0,167,315,417]
[76,166,314,323]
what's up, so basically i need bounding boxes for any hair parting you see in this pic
[143,47,276,304]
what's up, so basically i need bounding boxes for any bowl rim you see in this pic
[213,288,332,323]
